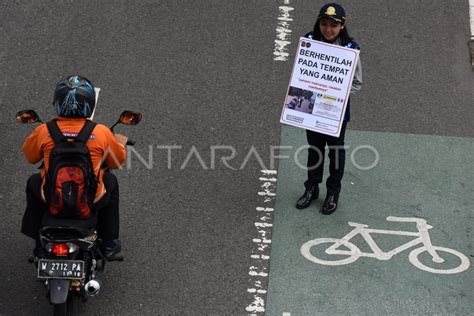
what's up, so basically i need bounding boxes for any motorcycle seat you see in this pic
[41,211,97,232]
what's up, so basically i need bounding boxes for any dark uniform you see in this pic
[296,27,362,213]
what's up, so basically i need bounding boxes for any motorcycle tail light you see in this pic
[52,243,69,255]
[66,243,80,253]
[45,242,79,254]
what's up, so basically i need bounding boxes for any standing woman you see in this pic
[296,3,362,214]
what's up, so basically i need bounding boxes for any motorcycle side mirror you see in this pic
[119,111,142,126]
[15,110,42,124]
[110,111,142,132]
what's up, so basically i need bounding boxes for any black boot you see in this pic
[296,186,319,209]
[322,193,339,215]
[101,239,122,259]
[33,237,46,258]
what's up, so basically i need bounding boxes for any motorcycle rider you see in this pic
[21,75,127,258]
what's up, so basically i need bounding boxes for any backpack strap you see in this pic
[47,120,67,144]
[75,120,97,143]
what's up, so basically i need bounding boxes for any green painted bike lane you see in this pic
[266,126,473,315]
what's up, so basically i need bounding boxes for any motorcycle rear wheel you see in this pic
[53,294,74,316]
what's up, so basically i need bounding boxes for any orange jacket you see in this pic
[22,117,126,202]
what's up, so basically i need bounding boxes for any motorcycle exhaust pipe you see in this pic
[84,280,101,296]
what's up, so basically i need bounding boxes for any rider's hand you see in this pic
[114,134,128,146]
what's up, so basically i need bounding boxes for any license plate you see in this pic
[37,259,85,279]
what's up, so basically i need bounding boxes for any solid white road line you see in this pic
[469,0,474,67]
[470,0,474,38]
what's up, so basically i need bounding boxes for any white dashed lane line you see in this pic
[273,0,294,62]
[245,170,277,315]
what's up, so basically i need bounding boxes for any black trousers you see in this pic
[21,172,120,240]
[304,123,347,194]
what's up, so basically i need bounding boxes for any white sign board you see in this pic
[280,37,359,137]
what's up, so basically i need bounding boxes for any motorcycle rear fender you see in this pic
[49,279,71,304]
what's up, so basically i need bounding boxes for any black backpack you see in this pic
[45,120,98,219]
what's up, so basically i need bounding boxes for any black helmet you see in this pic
[317,3,346,24]
[53,75,96,118]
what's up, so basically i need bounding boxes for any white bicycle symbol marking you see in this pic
[301,216,470,274]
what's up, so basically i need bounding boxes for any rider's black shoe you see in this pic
[101,239,122,259]
[321,193,339,215]
[296,186,319,209]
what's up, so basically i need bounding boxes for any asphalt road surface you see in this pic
[1,0,472,315]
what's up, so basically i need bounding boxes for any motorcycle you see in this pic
[16,109,142,315]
